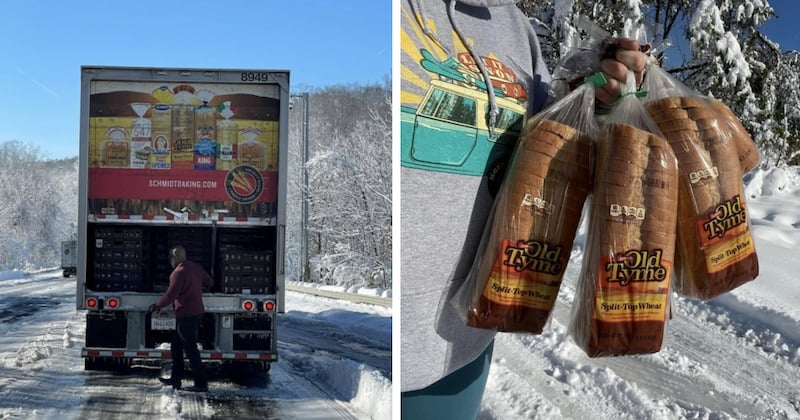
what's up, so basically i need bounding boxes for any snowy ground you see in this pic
[478,167,800,419]
[0,270,392,419]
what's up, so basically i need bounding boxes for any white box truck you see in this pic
[61,239,78,277]
[77,66,288,371]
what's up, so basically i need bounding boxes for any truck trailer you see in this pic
[77,66,289,372]
[61,239,78,277]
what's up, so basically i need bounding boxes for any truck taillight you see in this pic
[107,297,120,309]
[242,300,255,312]
[263,300,275,312]
[86,297,98,308]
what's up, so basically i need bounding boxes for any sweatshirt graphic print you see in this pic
[400,6,529,179]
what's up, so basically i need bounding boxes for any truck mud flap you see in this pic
[86,312,127,348]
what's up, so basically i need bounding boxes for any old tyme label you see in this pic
[503,240,564,275]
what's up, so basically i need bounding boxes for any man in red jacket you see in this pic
[149,245,214,392]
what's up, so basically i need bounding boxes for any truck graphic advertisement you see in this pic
[88,78,281,223]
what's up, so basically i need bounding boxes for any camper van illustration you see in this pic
[401,79,525,176]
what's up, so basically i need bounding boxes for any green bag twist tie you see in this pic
[612,90,648,106]
[584,72,608,88]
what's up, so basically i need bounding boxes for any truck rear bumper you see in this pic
[82,348,278,362]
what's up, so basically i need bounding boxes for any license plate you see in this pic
[151,317,176,330]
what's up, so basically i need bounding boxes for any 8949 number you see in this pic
[241,72,271,82]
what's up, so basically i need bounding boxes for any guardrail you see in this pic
[286,284,392,308]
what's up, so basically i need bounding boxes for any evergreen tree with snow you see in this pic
[516,0,799,166]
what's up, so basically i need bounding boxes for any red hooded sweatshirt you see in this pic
[155,260,214,318]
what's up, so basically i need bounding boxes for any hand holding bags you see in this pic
[454,58,760,358]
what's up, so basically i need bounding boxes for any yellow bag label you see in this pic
[481,239,565,310]
[595,249,672,323]
[703,229,756,274]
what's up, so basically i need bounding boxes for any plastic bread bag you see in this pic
[452,76,601,333]
[550,16,656,112]
[640,64,759,300]
[641,65,760,174]
[569,73,678,357]
[549,15,611,101]
[705,98,760,174]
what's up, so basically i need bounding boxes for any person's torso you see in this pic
[399,0,553,392]
[172,261,206,318]
[400,0,551,285]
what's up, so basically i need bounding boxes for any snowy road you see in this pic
[0,270,392,419]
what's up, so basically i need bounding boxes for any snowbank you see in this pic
[0,269,28,282]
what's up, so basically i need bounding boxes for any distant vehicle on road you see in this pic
[61,240,77,278]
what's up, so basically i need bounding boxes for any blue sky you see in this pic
[0,0,392,159]
[761,0,800,51]
[659,1,800,68]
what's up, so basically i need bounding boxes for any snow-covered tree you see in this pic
[518,0,799,167]
[295,81,392,289]
[0,141,77,269]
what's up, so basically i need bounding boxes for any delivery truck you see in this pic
[77,66,289,372]
[61,239,78,277]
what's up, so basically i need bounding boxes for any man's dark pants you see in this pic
[171,315,208,388]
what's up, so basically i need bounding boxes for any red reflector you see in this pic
[111,351,124,357]
[263,301,275,311]
[87,350,100,357]
[235,353,248,360]
[87,298,98,308]
[107,298,119,309]
[242,300,255,311]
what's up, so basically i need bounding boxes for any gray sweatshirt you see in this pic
[401,0,551,392]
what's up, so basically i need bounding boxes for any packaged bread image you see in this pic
[99,126,130,168]
[570,120,678,357]
[642,65,759,300]
[459,82,598,333]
